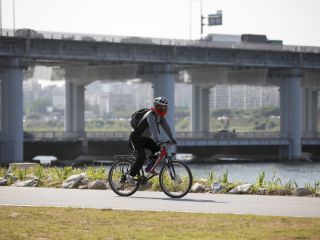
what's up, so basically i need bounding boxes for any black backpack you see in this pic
[130,108,149,129]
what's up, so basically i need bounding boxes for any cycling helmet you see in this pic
[152,96,168,116]
[153,96,168,106]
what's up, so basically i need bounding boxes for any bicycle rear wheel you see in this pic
[159,160,193,198]
[108,159,140,197]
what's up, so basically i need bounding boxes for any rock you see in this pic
[211,182,224,193]
[80,178,90,185]
[26,175,39,180]
[78,185,88,189]
[294,188,312,196]
[229,184,252,194]
[191,183,206,193]
[4,173,18,182]
[0,178,8,186]
[257,187,268,195]
[13,179,39,187]
[205,186,212,192]
[87,180,107,190]
[62,173,86,189]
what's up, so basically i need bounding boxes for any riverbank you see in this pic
[0,165,319,197]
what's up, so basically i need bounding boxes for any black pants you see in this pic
[129,136,160,176]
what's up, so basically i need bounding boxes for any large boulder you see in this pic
[13,179,39,187]
[87,180,107,190]
[62,173,86,188]
[4,173,18,182]
[191,183,206,193]
[229,184,252,194]
[294,188,312,196]
[80,178,90,185]
[0,178,8,186]
[211,182,224,193]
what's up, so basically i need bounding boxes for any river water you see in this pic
[186,160,320,187]
[97,155,319,187]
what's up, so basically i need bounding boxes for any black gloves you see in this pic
[171,139,177,145]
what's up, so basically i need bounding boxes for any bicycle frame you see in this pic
[140,142,171,182]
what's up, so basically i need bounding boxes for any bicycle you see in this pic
[108,141,193,198]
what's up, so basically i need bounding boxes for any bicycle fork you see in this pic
[166,160,177,180]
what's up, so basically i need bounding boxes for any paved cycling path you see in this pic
[0,187,319,218]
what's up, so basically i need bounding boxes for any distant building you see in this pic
[23,79,42,104]
[99,93,135,114]
[211,85,279,110]
[175,83,192,108]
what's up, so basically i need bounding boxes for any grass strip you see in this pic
[0,206,319,240]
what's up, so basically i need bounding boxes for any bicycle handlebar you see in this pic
[158,140,176,146]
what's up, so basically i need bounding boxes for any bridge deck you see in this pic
[20,131,320,146]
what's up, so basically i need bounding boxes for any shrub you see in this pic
[207,170,217,185]
[86,167,107,180]
[256,171,266,188]
[304,181,320,195]
[220,170,229,184]
[0,168,7,178]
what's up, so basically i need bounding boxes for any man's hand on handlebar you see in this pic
[155,140,177,146]
[170,139,177,145]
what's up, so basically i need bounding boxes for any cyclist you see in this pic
[126,96,177,183]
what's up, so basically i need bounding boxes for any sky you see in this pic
[1,0,320,46]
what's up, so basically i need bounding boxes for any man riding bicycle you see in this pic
[126,96,177,183]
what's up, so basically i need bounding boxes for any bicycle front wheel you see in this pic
[159,160,193,198]
[108,159,140,197]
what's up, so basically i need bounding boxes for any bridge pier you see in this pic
[150,64,176,132]
[192,85,210,133]
[65,81,85,136]
[302,87,318,137]
[0,58,24,164]
[279,69,303,160]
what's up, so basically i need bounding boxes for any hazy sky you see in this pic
[1,0,320,46]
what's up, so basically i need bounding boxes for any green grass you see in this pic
[0,206,319,240]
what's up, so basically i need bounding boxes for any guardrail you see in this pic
[23,131,286,141]
[2,28,320,53]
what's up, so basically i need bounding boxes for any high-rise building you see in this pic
[211,85,279,110]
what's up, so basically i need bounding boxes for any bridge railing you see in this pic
[301,132,320,138]
[23,131,320,141]
[24,131,284,141]
[176,131,281,139]
[2,28,320,53]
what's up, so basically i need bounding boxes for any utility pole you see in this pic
[200,0,204,39]
[0,0,2,34]
[189,0,223,40]
[12,0,15,31]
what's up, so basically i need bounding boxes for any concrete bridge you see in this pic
[21,131,320,161]
[1,29,320,163]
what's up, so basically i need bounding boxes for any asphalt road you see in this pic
[0,187,319,218]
